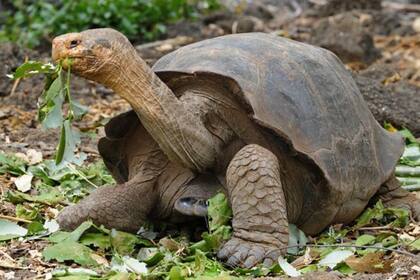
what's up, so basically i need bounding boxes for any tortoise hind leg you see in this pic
[377,175,420,220]
[218,144,289,268]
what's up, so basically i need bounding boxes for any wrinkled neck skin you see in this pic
[100,49,216,173]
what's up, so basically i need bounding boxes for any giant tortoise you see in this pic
[52,29,419,268]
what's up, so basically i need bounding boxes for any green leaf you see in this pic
[355,235,376,246]
[38,75,65,128]
[169,266,184,280]
[406,239,420,252]
[80,232,111,250]
[383,207,409,228]
[55,119,81,165]
[0,152,27,176]
[299,264,318,274]
[110,229,139,255]
[382,236,398,247]
[399,128,419,145]
[49,221,93,243]
[137,248,164,266]
[399,145,420,167]
[43,240,98,266]
[9,61,57,79]
[190,225,232,253]
[355,201,384,228]
[69,100,88,120]
[49,231,71,243]
[27,221,45,235]
[15,204,40,221]
[6,188,64,205]
[318,250,354,269]
[194,249,207,274]
[0,219,28,241]
[67,220,94,241]
[207,193,232,232]
[335,262,356,275]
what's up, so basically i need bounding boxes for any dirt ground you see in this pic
[0,0,419,279]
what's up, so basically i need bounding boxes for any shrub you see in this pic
[0,0,220,48]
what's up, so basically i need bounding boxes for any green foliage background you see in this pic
[0,0,220,48]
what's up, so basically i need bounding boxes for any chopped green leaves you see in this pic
[207,193,232,232]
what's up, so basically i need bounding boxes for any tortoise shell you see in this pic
[151,33,403,210]
[100,33,403,224]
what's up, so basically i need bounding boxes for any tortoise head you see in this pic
[52,28,135,84]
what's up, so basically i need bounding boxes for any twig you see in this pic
[358,225,391,231]
[283,244,418,258]
[9,78,21,97]
[382,1,420,13]
[9,56,28,97]
[66,162,99,188]
[0,214,31,224]
[0,250,16,262]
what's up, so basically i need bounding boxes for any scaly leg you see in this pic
[57,174,157,233]
[377,175,420,220]
[218,144,289,268]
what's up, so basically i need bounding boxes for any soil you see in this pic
[0,1,419,279]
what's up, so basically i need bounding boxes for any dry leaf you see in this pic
[382,73,401,85]
[345,252,392,273]
[292,247,319,269]
[91,253,109,266]
[159,237,183,252]
[26,149,43,164]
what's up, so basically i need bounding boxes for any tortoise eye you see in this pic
[69,39,81,48]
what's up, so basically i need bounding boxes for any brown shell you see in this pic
[151,33,403,204]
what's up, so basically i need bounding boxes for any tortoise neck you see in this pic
[107,51,217,172]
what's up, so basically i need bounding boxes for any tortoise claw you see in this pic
[217,237,280,268]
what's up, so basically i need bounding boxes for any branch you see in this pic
[283,244,418,258]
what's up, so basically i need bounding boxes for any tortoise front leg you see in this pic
[218,144,289,268]
[57,174,157,233]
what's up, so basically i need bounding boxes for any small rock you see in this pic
[413,17,420,33]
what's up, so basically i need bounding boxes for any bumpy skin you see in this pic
[218,145,288,267]
[58,111,222,231]
[58,175,157,232]
[377,176,420,220]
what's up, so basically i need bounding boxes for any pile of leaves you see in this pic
[393,127,420,192]
[0,0,220,48]
[1,146,419,279]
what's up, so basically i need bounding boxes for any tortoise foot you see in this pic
[379,177,420,221]
[218,236,281,268]
[383,192,420,221]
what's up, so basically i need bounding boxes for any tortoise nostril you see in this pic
[69,40,80,49]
